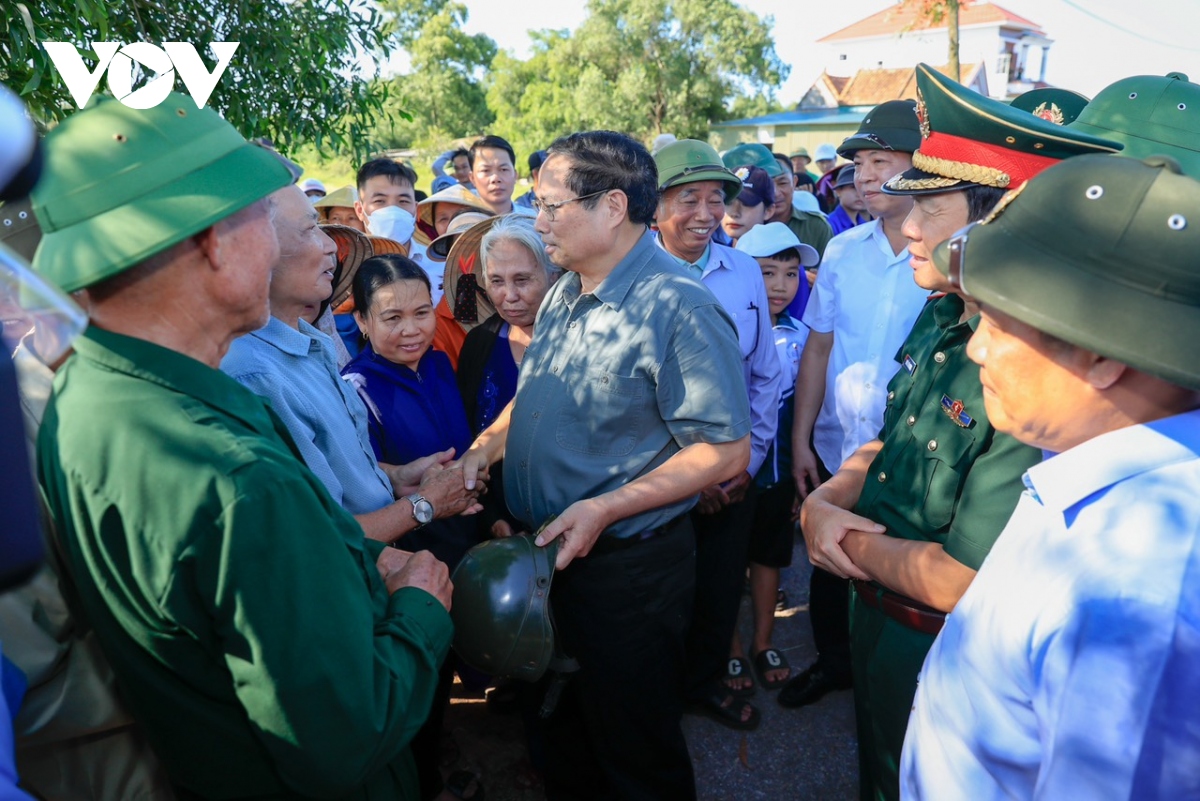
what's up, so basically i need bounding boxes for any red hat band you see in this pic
[912,131,1063,189]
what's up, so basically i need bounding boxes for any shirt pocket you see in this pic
[728,307,760,361]
[911,415,973,530]
[555,368,646,457]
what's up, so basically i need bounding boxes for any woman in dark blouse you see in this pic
[456,214,561,538]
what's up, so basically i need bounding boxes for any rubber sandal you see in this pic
[688,687,761,731]
[754,648,791,691]
[775,588,788,613]
[445,769,485,801]
[723,656,756,697]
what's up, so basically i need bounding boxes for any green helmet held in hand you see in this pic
[450,527,559,681]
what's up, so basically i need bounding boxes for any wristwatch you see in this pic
[406,494,434,527]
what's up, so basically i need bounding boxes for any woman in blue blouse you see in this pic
[341,254,475,565]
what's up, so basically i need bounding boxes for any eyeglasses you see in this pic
[532,189,611,221]
[945,223,976,292]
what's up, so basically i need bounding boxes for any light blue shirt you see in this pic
[658,239,781,476]
[902,408,1200,800]
[221,318,395,516]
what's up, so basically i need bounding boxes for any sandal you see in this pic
[753,648,791,691]
[722,656,756,697]
[445,769,485,801]
[688,686,761,731]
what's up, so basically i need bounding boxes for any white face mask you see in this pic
[367,206,415,244]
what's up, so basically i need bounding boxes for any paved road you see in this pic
[444,536,860,800]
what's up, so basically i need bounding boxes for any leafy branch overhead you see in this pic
[2,0,393,157]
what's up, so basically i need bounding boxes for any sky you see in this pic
[443,0,1200,104]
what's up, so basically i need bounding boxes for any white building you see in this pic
[817,1,1053,99]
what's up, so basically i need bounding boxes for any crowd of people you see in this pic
[0,61,1198,801]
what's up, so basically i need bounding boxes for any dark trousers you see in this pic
[541,517,697,801]
[806,456,852,676]
[683,487,757,699]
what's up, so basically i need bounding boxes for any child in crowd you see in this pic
[726,222,816,694]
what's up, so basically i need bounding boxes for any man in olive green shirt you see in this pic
[798,65,1120,801]
[32,95,472,799]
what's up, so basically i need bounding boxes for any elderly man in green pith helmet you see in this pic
[723,142,834,265]
[32,93,469,800]
[796,62,1121,801]
[904,153,1200,800]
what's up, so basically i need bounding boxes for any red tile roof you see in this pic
[818,2,1043,43]
[809,63,983,108]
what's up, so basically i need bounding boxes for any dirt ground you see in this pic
[442,537,860,800]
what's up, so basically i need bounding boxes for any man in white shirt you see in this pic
[903,154,1200,800]
[781,100,931,708]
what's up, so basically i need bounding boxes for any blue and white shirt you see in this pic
[902,408,1200,800]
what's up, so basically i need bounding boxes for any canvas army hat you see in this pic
[933,155,1200,389]
[1009,87,1091,125]
[722,142,785,178]
[1067,72,1200,176]
[837,99,922,158]
[885,64,1121,195]
[32,92,298,293]
[655,140,744,201]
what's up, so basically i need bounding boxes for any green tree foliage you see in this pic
[487,0,787,152]
[1,0,392,156]
[374,0,496,149]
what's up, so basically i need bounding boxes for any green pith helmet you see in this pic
[1068,73,1200,176]
[654,140,744,201]
[32,92,297,293]
[933,155,1200,389]
[885,63,1121,195]
[722,142,784,178]
[1009,87,1091,125]
[837,99,922,158]
[450,531,559,681]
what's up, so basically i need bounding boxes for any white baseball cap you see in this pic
[301,178,327,195]
[813,143,838,161]
[734,221,819,267]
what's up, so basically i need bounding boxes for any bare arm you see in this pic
[799,439,884,580]
[456,399,513,490]
[791,329,832,497]
[841,532,976,613]
[536,437,751,569]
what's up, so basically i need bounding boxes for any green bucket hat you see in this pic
[655,140,743,201]
[1067,72,1200,176]
[933,154,1200,389]
[885,63,1120,195]
[32,92,298,293]
[722,142,784,178]
[837,99,922,158]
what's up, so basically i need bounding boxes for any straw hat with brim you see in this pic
[314,185,357,210]
[655,140,744,201]
[417,184,494,230]
[320,224,372,310]
[884,64,1121,196]
[442,215,504,329]
[429,211,494,262]
[932,154,1200,390]
[1067,72,1200,177]
[32,93,297,293]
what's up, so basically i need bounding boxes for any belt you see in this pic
[589,513,687,556]
[852,579,946,636]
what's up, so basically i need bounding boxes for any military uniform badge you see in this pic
[1031,102,1066,126]
[941,394,974,428]
[903,354,917,374]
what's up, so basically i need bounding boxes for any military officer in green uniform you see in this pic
[798,64,1122,801]
[32,95,475,799]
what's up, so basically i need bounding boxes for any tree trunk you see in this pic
[949,0,960,82]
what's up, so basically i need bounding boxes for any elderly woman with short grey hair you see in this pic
[457,213,561,538]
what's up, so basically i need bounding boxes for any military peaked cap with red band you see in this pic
[883,63,1122,196]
